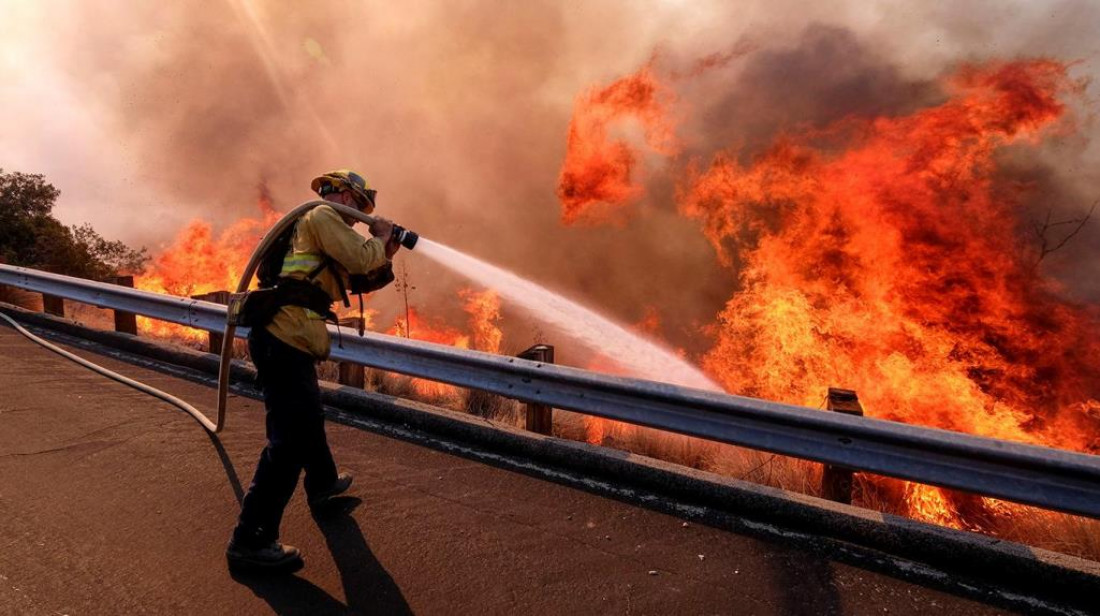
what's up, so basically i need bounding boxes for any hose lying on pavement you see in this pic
[0,309,218,432]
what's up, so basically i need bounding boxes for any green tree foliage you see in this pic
[0,168,147,279]
[72,223,150,276]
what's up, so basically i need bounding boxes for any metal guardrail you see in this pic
[2,263,1100,519]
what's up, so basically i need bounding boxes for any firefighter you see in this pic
[227,169,399,570]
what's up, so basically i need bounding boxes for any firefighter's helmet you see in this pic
[311,169,377,211]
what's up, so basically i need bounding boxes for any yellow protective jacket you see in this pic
[265,204,388,359]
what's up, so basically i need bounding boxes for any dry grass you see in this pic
[62,302,115,331]
[365,369,417,399]
[550,411,713,469]
[463,388,521,424]
[550,410,587,442]
[607,425,713,469]
[996,509,1100,559]
[851,475,910,517]
[704,445,824,497]
[317,360,340,383]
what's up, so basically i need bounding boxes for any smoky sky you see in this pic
[684,25,944,158]
[2,0,1097,362]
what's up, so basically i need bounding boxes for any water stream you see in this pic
[415,238,722,392]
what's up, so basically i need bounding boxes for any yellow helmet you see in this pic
[311,169,376,211]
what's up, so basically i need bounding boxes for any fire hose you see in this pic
[0,199,417,434]
[0,309,207,423]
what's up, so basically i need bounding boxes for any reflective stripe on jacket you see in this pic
[265,204,388,358]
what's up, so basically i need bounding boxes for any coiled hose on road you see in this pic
[1,200,384,434]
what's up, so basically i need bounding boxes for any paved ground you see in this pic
[0,325,1019,615]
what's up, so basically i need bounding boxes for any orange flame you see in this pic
[460,288,503,354]
[386,289,504,399]
[676,59,1099,526]
[561,57,1100,529]
[388,307,469,398]
[134,189,280,343]
[557,62,679,225]
[137,190,280,297]
[390,307,471,348]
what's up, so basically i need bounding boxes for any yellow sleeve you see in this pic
[306,205,389,275]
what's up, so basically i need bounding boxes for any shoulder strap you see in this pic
[279,218,350,308]
[258,222,299,289]
[304,257,331,282]
[301,255,350,308]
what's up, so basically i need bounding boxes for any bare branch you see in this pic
[1035,199,1097,265]
[394,260,413,338]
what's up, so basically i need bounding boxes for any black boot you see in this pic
[308,472,353,508]
[227,526,303,571]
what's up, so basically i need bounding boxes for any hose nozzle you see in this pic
[391,224,419,250]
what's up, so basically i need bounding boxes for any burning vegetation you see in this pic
[134,187,281,342]
[559,56,1100,530]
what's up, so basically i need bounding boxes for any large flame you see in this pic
[561,58,1100,529]
[135,188,280,342]
[556,62,679,225]
[137,189,279,297]
[460,288,503,354]
[682,60,1100,447]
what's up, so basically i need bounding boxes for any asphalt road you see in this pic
[0,325,1016,615]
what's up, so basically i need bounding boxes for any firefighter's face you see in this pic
[342,190,373,215]
[326,191,362,225]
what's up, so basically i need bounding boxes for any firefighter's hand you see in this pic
[385,236,402,259]
[369,217,394,242]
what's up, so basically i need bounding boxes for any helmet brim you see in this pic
[312,173,374,210]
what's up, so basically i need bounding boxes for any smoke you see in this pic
[1,0,1098,360]
[687,25,944,156]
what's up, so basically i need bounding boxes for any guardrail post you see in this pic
[191,291,230,353]
[337,317,365,388]
[517,344,554,435]
[104,275,138,335]
[41,293,65,317]
[822,387,864,504]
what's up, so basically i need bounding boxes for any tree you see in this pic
[0,168,147,278]
[0,169,59,265]
[72,224,149,277]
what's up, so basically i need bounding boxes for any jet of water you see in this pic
[415,238,722,392]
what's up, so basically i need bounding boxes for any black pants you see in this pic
[234,326,338,546]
